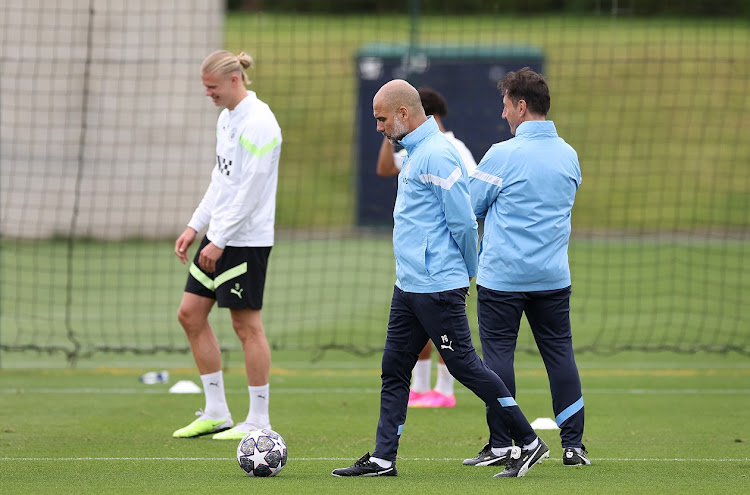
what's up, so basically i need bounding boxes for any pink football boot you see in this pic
[410,389,456,408]
[408,389,426,406]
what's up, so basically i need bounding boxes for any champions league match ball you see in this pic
[236,428,288,477]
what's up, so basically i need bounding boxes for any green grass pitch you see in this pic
[1,349,748,494]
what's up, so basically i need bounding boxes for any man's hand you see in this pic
[198,242,224,273]
[175,227,197,264]
[376,136,400,177]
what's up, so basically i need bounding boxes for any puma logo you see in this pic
[230,283,244,299]
[440,334,454,352]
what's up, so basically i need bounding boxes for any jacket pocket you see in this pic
[422,236,432,279]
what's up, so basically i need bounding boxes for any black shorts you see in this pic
[184,236,272,310]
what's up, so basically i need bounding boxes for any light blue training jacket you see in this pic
[393,117,478,293]
[470,120,581,292]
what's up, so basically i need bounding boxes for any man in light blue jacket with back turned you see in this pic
[332,79,548,479]
[465,67,589,468]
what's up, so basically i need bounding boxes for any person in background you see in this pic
[375,86,477,409]
[172,50,282,441]
[465,67,588,467]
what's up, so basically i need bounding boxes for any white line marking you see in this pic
[1,457,748,462]
[4,361,748,370]
[1,388,747,395]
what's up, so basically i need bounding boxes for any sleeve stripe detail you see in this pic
[419,167,462,190]
[239,136,280,158]
[471,169,503,188]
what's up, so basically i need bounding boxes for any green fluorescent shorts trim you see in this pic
[189,263,215,291]
[190,262,249,291]
[214,262,248,288]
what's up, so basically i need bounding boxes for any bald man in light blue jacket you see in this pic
[332,79,548,479]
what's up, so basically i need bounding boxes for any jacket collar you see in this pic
[399,116,439,154]
[229,90,256,117]
[515,120,557,137]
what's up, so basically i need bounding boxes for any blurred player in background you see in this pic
[465,67,588,467]
[376,86,476,176]
[375,86,476,409]
[332,79,548,478]
[172,50,282,440]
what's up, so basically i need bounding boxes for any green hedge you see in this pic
[227,0,749,16]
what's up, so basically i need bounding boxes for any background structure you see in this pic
[1,1,748,363]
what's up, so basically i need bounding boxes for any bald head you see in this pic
[373,79,427,144]
[374,80,424,115]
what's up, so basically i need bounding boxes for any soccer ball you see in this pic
[236,428,288,477]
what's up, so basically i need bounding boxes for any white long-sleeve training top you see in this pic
[188,91,282,249]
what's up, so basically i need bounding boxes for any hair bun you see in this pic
[237,51,254,69]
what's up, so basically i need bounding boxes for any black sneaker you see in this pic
[331,453,397,477]
[493,437,549,478]
[563,445,591,466]
[462,443,511,466]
